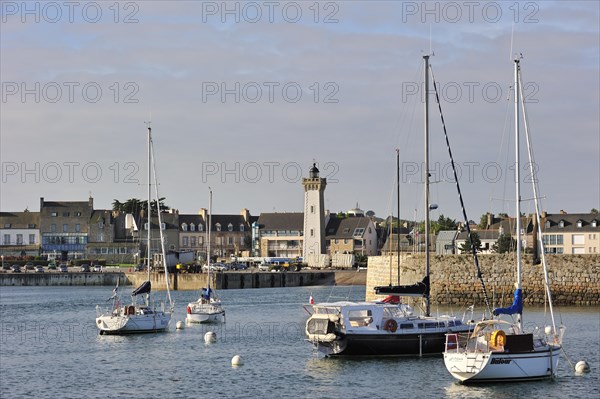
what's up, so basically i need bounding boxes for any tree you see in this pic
[112,197,170,215]
[434,214,457,234]
[592,208,599,214]
[492,233,516,253]
[459,232,482,254]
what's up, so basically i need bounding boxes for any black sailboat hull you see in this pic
[321,330,463,357]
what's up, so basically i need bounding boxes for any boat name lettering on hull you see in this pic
[491,358,512,365]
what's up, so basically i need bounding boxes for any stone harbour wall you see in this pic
[366,254,600,306]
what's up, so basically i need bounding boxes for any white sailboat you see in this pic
[96,125,174,334]
[305,55,474,357]
[443,57,564,383]
[186,188,225,324]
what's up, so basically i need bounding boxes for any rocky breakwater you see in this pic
[366,254,600,306]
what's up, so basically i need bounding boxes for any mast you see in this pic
[423,54,431,317]
[146,124,151,306]
[514,58,523,330]
[207,188,212,292]
[396,148,401,285]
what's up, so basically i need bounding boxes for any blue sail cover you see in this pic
[493,288,522,315]
[201,287,213,300]
[132,280,151,296]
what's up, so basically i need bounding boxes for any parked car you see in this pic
[229,262,248,270]
[93,264,102,272]
[258,263,270,272]
[47,263,57,270]
[24,262,35,271]
[10,265,21,273]
[35,265,45,273]
[58,264,68,272]
[2,263,11,270]
[202,263,228,272]
[80,264,90,272]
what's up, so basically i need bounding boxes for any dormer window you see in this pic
[190,223,195,231]
[216,223,221,232]
[181,223,188,231]
[228,223,233,232]
[240,224,244,232]
[577,220,583,228]
[559,220,565,228]
[160,223,166,230]
[592,220,598,228]
[545,221,551,229]
[198,224,204,232]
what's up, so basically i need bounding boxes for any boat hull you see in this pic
[186,311,225,324]
[96,313,171,335]
[444,346,561,383]
[314,327,472,357]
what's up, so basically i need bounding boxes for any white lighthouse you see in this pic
[302,163,327,263]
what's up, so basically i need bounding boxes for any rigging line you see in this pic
[429,64,493,318]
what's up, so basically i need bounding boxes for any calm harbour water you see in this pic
[0,285,598,399]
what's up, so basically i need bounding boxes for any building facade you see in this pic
[541,211,599,254]
[0,211,41,257]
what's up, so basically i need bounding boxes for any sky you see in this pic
[1,1,599,223]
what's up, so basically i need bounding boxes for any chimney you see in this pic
[541,211,547,218]
[240,208,250,223]
[486,212,493,229]
[560,210,567,215]
[88,196,94,210]
[40,197,44,211]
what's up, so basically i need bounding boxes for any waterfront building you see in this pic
[541,211,599,254]
[326,216,378,256]
[39,197,93,260]
[0,211,41,257]
[255,212,304,258]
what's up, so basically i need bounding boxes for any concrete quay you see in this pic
[0,270,367,290]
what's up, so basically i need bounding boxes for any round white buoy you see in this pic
[176,321,184,330]
[231,355,244,366]
[204,331,217,344]
[575,361,590,374]
[544,326,552,335]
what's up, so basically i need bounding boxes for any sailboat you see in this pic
[305,55,473,356]
[186,188,225,324]
[443,57,564,383]
[95,125,174,334]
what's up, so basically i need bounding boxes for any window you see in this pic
[191,236,196,247]
[310,229,314,237]
[368,227,372,234]
[16,234,23,245]
[182,223,188,231]
[160,223,166,230]
[310,205,315,213]
[63,212,70,217]
[144,223,149,230]
[240,236,245,245]
[198,224,203,232]
[228,223,233,232]
[120,247,127,254]
[353,228,365,237]
[63,224,68,233]
[344,239,349,244]
[545,221,551,228]
[334,239,338,244]
[240,224,244,232]
[577,220,583,228]
[3,224,10,228]
[50,212,58,217]
[190,223,195,231]
[3,234,10,245]
[75,224,81,232]
[559,220,565,228]
[216,223,221,232]
[28,224,35,228]
[29,234,35,244]
[198,237,204,244]
[228,237,234,245]
[101,247,108,254]
[183,237,189,247]
[51,224,57,232]
[75,212,82,216]
[572,234,584,245]
[592,220,597,228]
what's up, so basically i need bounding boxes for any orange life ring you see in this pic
[384,319,398,333]
[490,330,506,348]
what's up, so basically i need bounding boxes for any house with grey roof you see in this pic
[326,216,378,256]
[436,230,459,255]
[541,211,599,254]
[0,211,41,257]
[254,212,304,258]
